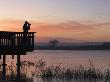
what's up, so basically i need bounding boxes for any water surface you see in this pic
[26,50,110,69]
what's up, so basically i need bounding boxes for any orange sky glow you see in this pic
[0,19,110,42]
[0,0,110,42]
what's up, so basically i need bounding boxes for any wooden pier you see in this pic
[0,31,36,81]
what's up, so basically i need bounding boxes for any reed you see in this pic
[31,58,110,81]
[0,58,110,82]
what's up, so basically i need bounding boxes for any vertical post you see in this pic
[32,33,34,48]
[0,55,1,59]
[2,55,6,80]
[12,55,14,59]
[23,33,27,51]
[16,55,21,80]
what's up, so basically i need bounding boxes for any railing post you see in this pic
[2,55,6,80]
[0,55,1,59]
[32,33,34,48]
[16,55,21,81]
[12,55,14,59]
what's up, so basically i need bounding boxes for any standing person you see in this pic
[23,21,31,47]
[23,21,31,32]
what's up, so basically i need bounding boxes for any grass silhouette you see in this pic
[0,58,110,82]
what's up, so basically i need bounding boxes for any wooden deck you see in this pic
[0,31,36,55]
[0,31,36,81]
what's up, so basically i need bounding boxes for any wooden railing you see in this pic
[0,31,36,55]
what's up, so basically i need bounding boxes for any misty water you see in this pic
[25,50,110,82]
[4,50,110,82]
[26,50,110,68]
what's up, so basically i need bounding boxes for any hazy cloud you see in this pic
[0,19,110,31]
[0,19,110,42]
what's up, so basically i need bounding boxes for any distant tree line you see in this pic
[49,39,59,47]
[36,40,110,50]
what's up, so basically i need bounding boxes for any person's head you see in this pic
[25,21,28,24]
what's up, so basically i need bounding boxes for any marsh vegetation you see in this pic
[0,57,110,82]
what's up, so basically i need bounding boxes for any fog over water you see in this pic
[24,50,110,69]
[4,50,110,69]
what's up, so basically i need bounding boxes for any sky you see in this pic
[0,0,110,42]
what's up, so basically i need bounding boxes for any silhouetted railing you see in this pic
[0,31,36,55]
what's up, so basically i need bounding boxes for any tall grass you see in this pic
[29,58,110,82]
[0,58,110,82]
[0,60,33,81]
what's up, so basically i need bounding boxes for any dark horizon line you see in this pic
[35,42,110,50]
[36,41,110,43]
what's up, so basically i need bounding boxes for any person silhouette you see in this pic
[23,21,31,32]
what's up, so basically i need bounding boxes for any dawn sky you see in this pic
[0,0,110,42]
